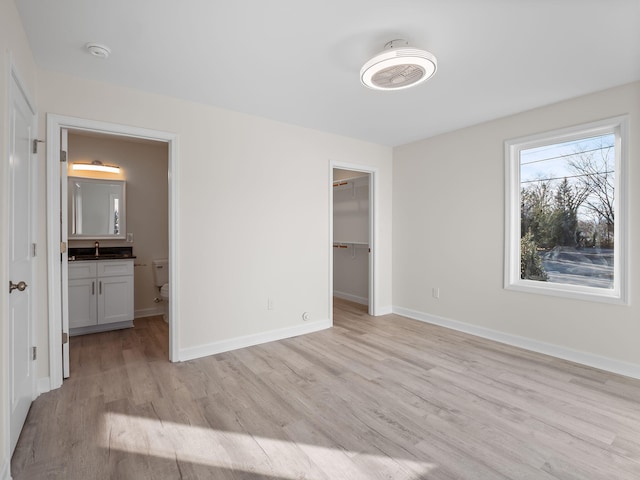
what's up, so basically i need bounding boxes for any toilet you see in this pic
[152,259,169,322]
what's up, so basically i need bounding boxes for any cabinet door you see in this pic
[98,275,134,324]
[68,278,97,328]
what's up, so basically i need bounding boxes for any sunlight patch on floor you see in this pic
[101,412,437,479]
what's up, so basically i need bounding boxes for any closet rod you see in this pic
[332,173,368,187]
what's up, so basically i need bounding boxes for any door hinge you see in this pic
[31,346,37,361]
[62,332,68,345]
[32,139,44,154]
[60,150,67,162]
[60,241,67,254]
[32,243,37,257]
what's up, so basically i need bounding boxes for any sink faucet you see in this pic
[94,241,99,256]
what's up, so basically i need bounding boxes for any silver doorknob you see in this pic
[9,280,28,293]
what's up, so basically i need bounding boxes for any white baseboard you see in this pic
[393,306,640,380]
[375,305,393,316]
[70,321,133,337]
[37,377,51,395]
[1,457,11,480]
[179,318,332,362]
[135,306,164,318]
[333,291,368,305]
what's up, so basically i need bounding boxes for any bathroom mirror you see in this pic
[68,177,126,239]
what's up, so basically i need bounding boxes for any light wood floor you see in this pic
[12,299,640,479]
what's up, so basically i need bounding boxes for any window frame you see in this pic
[504,116,629,304]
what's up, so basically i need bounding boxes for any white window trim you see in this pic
[504,115,629,304]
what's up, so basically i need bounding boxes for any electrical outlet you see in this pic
[432,287,440,299]
[126,232,134,243]
[268,297,275,310]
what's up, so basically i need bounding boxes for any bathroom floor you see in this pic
[67,316,169,374]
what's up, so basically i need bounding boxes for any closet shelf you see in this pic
[333,241,369,248]
[332,174,369,188]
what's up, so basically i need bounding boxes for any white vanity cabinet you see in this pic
[68,259,134,335]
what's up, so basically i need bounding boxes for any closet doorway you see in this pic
[331,166,375,316]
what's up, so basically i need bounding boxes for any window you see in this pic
[505,116,628,303]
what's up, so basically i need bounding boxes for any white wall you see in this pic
[35,68,393,369]
[393,82,640,373]
[0,0,38,474]
[67,133,169,317]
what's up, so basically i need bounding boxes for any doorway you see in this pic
[330,162,377,320]
[46,115,178,389]
[64,131,169,365]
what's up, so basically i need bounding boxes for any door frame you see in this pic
[329,161,378,318]
[46,114,179,389]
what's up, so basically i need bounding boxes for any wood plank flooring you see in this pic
[11,299,640,479]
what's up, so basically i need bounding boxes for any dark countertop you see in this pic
[68,246,136,261]
[70,255,136,261]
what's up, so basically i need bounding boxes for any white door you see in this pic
[9,72,36,453]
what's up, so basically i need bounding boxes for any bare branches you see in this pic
[567,141,615,245]
[520,140,615,249]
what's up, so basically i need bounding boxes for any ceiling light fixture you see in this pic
[85,42,111,59]
[360,39,437,91]
[72,160,120,174]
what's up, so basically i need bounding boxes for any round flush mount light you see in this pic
[360,39,437,91]
[85,43,111,59]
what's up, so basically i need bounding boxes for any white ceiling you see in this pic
[15,0,640,146]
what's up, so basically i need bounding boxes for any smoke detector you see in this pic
[85,43,111,59]
[360,39,437,91]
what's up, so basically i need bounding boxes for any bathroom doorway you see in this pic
[64,131,169,359]
[46,115,178,388]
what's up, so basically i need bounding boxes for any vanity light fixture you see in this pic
[360,39,437,91]
[72,160,120,174]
